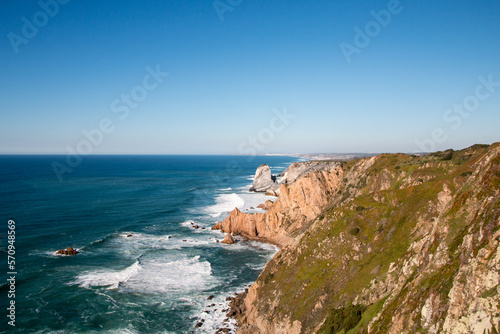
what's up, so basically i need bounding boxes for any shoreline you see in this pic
[215,239,278,334]
[201,168,292,333]
[210,158,341,332]
[211,162,296,333]
[210,235,279,333]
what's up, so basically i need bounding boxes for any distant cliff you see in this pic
[222,143,500,334]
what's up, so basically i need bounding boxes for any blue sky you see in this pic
[1,0,499,154]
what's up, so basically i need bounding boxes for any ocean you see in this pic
[0,155,300,334]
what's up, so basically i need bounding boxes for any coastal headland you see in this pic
[216,143,500,334]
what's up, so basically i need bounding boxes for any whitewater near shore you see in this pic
[0,155,299,334]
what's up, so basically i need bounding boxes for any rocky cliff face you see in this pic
[279,160,341,185]
[213,162,342,247]
[248,161,340,196]
[229,143,500,334]
[249,164,279,193]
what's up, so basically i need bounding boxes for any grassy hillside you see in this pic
[243,143,500,333]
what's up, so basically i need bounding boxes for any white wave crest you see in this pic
[181,220,196,227]
[74,256,213,294]
[204,193,244,217]
[75,261,142,289]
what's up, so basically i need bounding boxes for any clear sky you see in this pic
[1,0,499,154]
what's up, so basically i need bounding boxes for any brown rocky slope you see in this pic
[212,161,342,247]
[220,143,500,334]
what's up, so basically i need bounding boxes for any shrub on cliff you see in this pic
[318,304,367,334]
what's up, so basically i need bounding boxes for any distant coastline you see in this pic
[264,152,377,161]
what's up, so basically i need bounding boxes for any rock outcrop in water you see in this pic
[222,143,500,334]
[56,247,79,255]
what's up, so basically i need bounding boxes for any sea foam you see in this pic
[204,193,245,217]
[74,256,213,294]
[75,261,142,289]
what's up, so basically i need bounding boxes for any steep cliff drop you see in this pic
[219,143,500,334]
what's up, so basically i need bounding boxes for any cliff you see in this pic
[213,161,341,247]
[247,161,341,196]
[227,143,500,334]
[249,164,280,193]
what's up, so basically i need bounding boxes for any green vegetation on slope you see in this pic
[249,143,499,333]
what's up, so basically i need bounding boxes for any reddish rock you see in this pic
[221,233,235,244]
[56,247,79,255]
[257,200,274,211]
[211,166,343,247]
[265,188,279,196]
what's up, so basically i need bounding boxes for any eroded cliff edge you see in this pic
[213,160,341,247]
[217,143,500,334]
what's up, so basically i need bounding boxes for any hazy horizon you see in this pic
[2,1,499,155]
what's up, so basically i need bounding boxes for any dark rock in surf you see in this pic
[56,247,79,255]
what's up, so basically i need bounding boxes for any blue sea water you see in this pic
[0,155,300,334]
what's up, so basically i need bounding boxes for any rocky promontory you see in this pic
[220,143,500,334]
[248,161,341,197]
[213,161,342,247]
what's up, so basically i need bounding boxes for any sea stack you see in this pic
[248,164,279,193]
